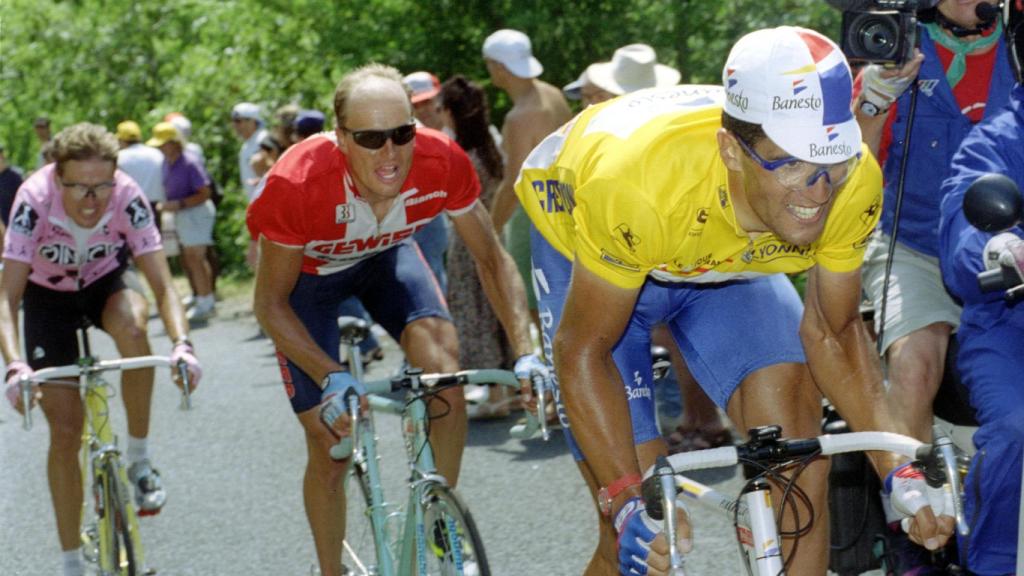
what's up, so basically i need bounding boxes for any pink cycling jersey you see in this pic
[3,164,162,291]
[247,128,479,276]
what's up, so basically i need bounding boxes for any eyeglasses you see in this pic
[734,135,860,191]
[341,122,417,150]
[61,181,116,200]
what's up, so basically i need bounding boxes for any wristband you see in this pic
[598,473,643,517]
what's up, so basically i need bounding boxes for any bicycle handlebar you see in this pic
[327,368,548,460]
[20,355,190,430]
[642,428,968,544]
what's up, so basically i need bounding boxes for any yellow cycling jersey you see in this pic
[514,85,883,290]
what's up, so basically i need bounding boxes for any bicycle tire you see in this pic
[419,483,490,576]
[102,460,139,576]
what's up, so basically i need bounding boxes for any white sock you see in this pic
[198,294,215,309]
[127,434,149,465]
[62,549,84,576]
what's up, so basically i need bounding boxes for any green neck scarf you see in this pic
[923,20,1003,89]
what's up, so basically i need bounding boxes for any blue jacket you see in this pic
[880,26,1014,257]
[938,83,1024,331]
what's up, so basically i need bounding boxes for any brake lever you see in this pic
[531,369,550,441]
[329,390,361,460]
[20,378,32,431]
[655,455,686,575]
[176,360,192,411]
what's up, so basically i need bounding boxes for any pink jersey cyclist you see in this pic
[3,164,162,290]
[247,129,478,275]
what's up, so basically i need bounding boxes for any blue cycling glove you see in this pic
[614,496,661,575]
[319,371,366,430]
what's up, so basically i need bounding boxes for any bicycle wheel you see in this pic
[100,460,139,576]
[419,483,490,576]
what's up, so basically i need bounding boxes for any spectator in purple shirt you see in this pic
[148,122,217,322]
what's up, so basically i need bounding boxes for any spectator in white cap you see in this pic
[482,28,572,335]
[165,112,205,166]
[403,71,446,131]
[230,102,268,202]
[563,43,681,107]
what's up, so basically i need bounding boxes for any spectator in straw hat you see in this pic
[563,43,681,107]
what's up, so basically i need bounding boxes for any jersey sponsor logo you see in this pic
[38,242,118,266]
[335,203,355,224]
[10,203,38,235]
[860,197,880,226]
[307,225,421,258]
[625,371,652,401]
[125,197,152,230]
[718,186,729,208]
[404,190,447,207]
[599,249,640,271]
[613,223,641,252]
[532,178,574,214]
[752,241,812,263]
[674,252,724,274]
[917,78,939,97]
[688,207,710,237]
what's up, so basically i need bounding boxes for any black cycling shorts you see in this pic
[22,266,139,370]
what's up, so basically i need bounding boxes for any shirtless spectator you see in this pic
[483,29,572,330]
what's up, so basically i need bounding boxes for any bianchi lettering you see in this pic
[809,142,853,159]
[771,95,821,111]
[405,190,447,207]
[726,90,748,113]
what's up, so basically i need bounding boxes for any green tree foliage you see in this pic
[0,0,839,276]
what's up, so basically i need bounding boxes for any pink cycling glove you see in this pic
[170,342,202,391]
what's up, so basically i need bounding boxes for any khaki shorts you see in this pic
[174,200,216,247]
[861,231,961,354]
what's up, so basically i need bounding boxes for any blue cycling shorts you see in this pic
[531,227,806,461]
[277,241,450,413]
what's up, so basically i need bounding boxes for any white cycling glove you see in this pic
[884,462,955,545]
[860,65,915,114]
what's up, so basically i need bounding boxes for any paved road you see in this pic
[1,297,879,575]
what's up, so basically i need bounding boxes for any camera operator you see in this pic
[937,31,1023,570]
[852,1,1016,570]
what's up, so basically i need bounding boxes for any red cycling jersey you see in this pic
[247,129,480,276]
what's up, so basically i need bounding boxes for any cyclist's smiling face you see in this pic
[722,131,839,247]
[336,79,415,206]
[58,158,117,229]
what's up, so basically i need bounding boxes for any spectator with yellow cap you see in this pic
[116,121,166,216]
[148,122,217,322]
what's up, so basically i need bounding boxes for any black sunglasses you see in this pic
[342,122,416,150]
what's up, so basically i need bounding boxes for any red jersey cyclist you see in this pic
[0,123,202,576]
[247,64,537,576]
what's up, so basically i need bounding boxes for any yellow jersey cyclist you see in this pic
[515,27,956,575]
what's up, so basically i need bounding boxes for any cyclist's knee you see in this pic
[48,420,84,454]
[886,329,949,393]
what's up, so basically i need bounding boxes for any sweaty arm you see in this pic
[450,201,533,357]
[253,237,342,389]
[490,111,541,234]
[0,259,30,364]
[134,249,189,343]
[801,264,904,470]
[555,261,643,508]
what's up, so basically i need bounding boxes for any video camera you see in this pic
[826,0,941,66]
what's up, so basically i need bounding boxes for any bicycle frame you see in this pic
[23,328,185,576]
[644,429,965,576]
[333,324,535,575]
